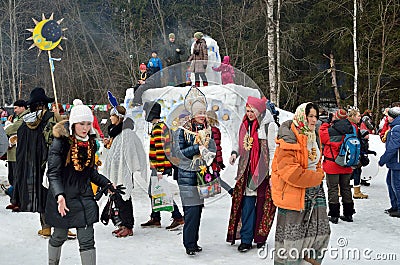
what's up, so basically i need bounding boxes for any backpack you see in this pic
[330,127,361,167]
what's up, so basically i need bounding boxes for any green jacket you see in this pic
[5,109,29,161]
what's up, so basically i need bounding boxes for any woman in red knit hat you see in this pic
[226,96,276,252]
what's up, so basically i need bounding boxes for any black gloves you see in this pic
[95,183,126,201]
[203,64,207,69]
[194,50,200,55]
[219,162,226,170]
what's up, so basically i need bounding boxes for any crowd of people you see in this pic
[1,61,399,264]
[132,31,235,105]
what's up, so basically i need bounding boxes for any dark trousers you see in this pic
[240,196,256,244]
[7,161,15,186]
[326,174,353,204]
[50,225,95,252]
[113,195,134,229]
[387,169,400,210]
[168,66,183,86]
[194,73,207,83]
[351,167,362,186]
[150,200,183,220]
[182,205,203,249]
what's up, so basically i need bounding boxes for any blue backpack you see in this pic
[332,127,361,167]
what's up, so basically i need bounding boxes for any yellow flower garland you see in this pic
[70,137,93,171]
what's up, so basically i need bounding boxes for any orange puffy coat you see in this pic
[271,121,325,211]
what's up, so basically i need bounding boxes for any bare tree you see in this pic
[266,0,277,103]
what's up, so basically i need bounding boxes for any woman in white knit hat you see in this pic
[46,103,118,265]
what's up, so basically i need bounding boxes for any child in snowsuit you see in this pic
[212,55,235,85]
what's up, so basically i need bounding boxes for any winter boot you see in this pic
[166,218,184,230]
[203,81,208,86]
[80,249,96,265]
[340,202,355,222]
[389,211,400,218]
[115,226,133,237]
[38,227,52,238]
[195,81,200,87]
[48,244,62,265]
[67,230,77,239]
[140,218,161,228]
[353,186,368,199]
[328,203,340,224]
[384,207,398,214]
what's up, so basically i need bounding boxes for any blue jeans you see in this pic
[240,196,256,244]
[387,169,400,210]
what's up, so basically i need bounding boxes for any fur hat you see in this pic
[246,96,267,114]
[26,87,54,105]
[388,107,400,119]
[143,101,161,122]
[169,33,175,39]
[13,100,27,108]
[69,104,94,134]
[193,32,203,39]
[334,109,348,120]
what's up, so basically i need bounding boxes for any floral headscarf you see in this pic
[292,102,316,143]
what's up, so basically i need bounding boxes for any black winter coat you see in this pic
[45,123,110,228]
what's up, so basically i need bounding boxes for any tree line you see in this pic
[0,0,399,119]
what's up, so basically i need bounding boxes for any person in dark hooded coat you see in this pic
[13,87,61,237]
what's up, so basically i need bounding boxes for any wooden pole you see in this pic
[48,50,59,112]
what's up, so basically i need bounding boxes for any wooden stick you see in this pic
[48,50,59,112]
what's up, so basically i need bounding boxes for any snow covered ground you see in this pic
[1,122,399,264]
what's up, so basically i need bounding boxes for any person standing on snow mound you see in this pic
[147,50,163,87]
[271,102,330,265]
[379,107,400,218]
[46,104,119,264]
[163,33,185,86]
[212,55,235,85]
[226,96,276,252]
[188,32,208,87]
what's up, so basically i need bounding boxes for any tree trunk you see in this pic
[267,0,277,103]
[353,0,358,108]
[276,0,281,107]
[326,53,341,108]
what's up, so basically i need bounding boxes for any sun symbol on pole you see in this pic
[26,13,67,56]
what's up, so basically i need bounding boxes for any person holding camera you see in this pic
[188,32,208,87]
[46,103,118,265]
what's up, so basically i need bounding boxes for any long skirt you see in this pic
[274,185,331,265]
